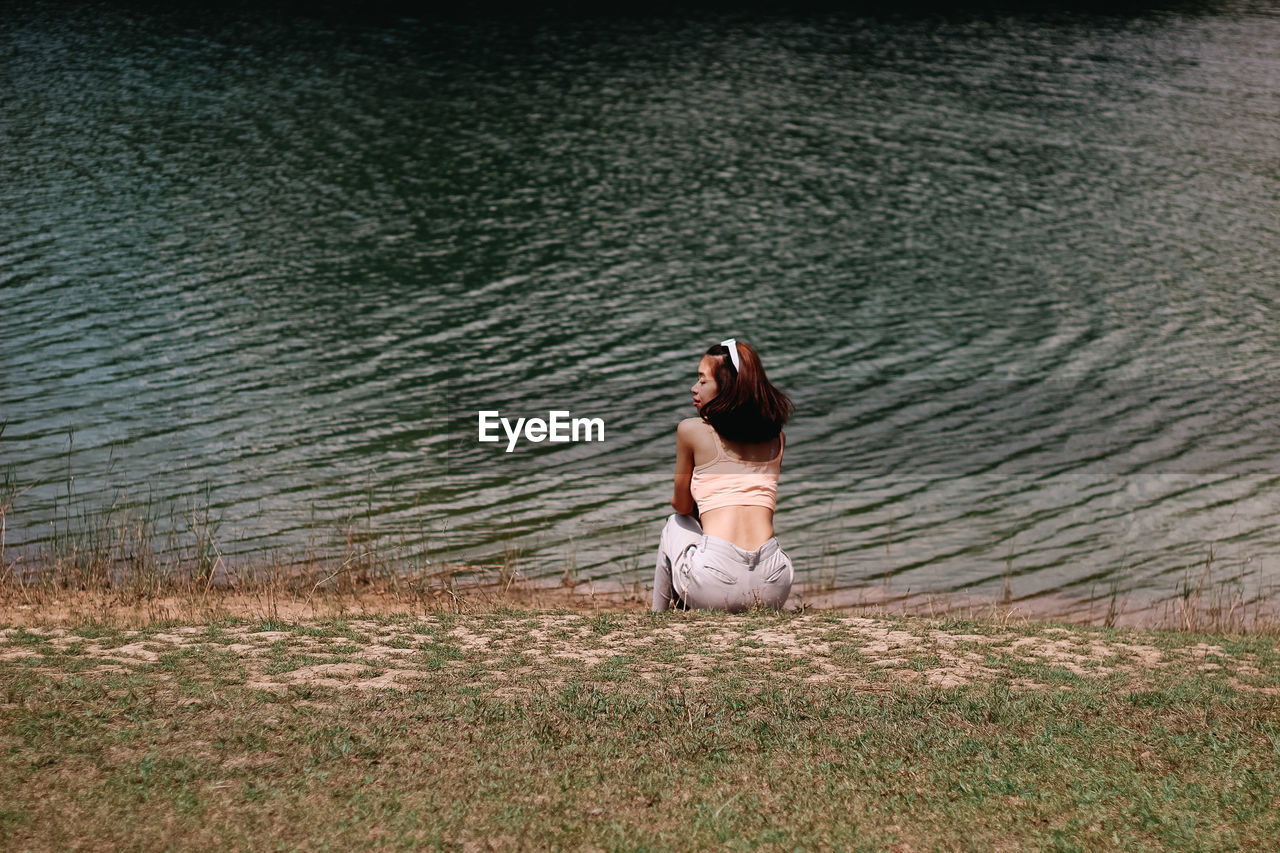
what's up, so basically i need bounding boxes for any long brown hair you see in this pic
[698,340,793,443]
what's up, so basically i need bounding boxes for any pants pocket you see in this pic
[763,555,792,584]
[699,563,738,585]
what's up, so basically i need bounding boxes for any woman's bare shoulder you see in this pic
[677,418,716,454]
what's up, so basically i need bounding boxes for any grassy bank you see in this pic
[4,558,1279,637]
[6,441,1280,636]
[2,604,1277,851]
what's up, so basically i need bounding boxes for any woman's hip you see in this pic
[685,538,793,588]
[658,513,793,608]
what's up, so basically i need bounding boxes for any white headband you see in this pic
[720,338,740,372]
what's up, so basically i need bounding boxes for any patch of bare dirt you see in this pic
[3,614,1274,697]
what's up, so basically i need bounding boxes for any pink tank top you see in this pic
[689,427,784,513]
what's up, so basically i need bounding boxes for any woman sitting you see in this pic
[652,338,795,612]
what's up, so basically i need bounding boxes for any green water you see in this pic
[3,1,1280,614]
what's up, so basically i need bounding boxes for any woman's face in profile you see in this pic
[690,355,719,411]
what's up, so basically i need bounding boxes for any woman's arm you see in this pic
[670,419,697,516]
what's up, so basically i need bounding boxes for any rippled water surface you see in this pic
[4,1,1280,614]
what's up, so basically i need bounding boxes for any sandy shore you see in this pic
[2,575,1275,634]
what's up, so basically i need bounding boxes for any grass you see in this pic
[1,606,1278,851]
[0,439,512,612]
[4,434,1280,847]
[5,435,1280,635]
[5,496,1280,638]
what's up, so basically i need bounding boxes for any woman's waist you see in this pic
[698,506,775,551]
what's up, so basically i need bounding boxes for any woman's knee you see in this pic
[668,512,701,532]
[659,514,677,552]
[660,513,700,551]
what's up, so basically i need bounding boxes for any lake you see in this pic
[3,0,1279,617]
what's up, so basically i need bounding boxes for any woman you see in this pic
[652,338,795,612]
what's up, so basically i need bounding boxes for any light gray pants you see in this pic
[652,513,794,612]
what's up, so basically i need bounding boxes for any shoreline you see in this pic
[7,473,1274,634]
[3,570,1277,634]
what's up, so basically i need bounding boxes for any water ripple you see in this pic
[3,3,1280,608]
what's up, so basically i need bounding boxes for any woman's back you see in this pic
[688,419,783,550]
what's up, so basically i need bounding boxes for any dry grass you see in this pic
[4,557,1280,638]
[3,456,1277,636]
